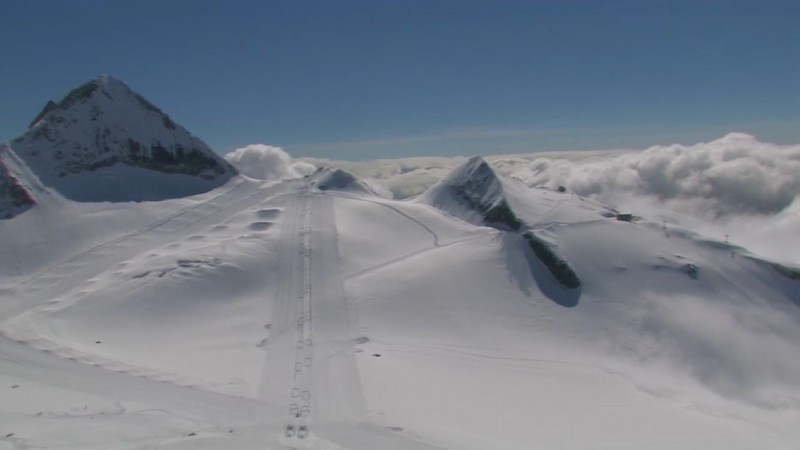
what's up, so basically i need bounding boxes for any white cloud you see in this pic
[224,144,315,181]
[511,133,800,218]
[494,133,800,264]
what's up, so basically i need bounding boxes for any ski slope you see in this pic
[1,170,799,449]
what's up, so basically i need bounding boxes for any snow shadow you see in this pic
[502,232,581,307]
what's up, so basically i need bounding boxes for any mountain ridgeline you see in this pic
[418,156,581,291]
[418,156,522,231]
[4,75,236,205]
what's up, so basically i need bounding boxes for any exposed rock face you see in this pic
[7,75,236,201]
[420,156,581,290]
[0,145,36,219]
[418,156,521,231]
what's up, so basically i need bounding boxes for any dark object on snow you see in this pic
[523,231,581,289]
[616,213,634,222]
[557,186,567,193]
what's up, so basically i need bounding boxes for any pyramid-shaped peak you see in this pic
[464,154,488,167]
[454,155,491,176]
[96,73,126,87]
[93,74,152,103]
[8,76,236,202]
[439,155,503,200]
[418,156,521,231]
[27,75,158,130]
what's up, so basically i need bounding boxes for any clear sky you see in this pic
[1,0,798,160]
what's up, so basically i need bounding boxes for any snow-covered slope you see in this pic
[346,167,800,448]
[5,75,235,202]
[1,158,799,448]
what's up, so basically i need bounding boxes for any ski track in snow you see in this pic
[343,236,484,283]
[331,192,489,282]
[0,179,288,448]
[0,178,288,402]
[328,193,441,246]
[1,174,799,448]
[253,179,450,449]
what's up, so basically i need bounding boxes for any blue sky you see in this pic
[1,0,798,160]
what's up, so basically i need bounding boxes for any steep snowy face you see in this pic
[7,75,236,201]
[0,145,35,219]
[420,156,589,291]
[418,156,521,230]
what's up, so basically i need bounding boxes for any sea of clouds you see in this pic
[502,133,800,264]
[510,133,800,218]
[225,133,800,264]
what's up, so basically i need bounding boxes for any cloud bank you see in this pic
[502,133,800,264]
[511,133,800,218]
[224,144,315,181]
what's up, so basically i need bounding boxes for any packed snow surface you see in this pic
[1,162,799,449]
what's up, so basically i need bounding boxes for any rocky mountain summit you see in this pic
[6,75,236,202]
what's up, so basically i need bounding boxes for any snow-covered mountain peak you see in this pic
[418,155,521,231]
[7,75,236,202]
[311,167,377,195]
[443,155,500,195]
[96,73,126,90]
[28,75,149,130]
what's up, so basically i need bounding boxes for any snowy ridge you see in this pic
[6,75,236,202]
[311,167,377,196]
[1,167,800,447]
[419,156,584,289]
[417,156,521,230]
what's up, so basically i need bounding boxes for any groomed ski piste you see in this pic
[1,160,800,449]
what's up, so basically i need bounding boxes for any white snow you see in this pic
[6,75,235,202]
[1,157,799,449]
